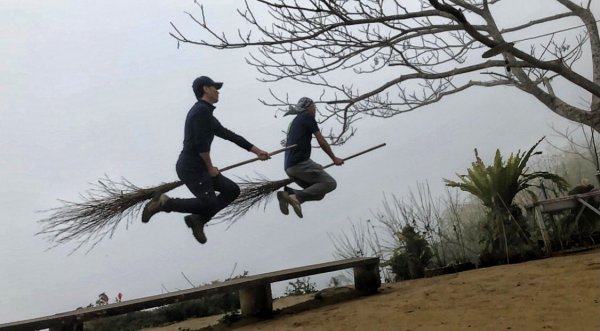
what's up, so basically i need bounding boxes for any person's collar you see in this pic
[198,99,216,110]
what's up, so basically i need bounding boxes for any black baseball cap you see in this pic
[192,76,223,95]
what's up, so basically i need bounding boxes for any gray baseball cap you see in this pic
[284,97,314,116]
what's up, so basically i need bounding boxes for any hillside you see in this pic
[144,249,600,331]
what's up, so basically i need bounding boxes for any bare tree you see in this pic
[548,123,600,169]
[170,0,600,143]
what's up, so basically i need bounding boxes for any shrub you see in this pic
[284,277,317,296]
[387,225,433,280]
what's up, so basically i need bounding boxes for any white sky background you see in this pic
[1,0,598,324]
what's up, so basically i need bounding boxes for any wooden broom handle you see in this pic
[323,143,386,169]
[220,144,297,172]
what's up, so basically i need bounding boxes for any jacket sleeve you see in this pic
[193,110,213,153]
[213,117,254,151]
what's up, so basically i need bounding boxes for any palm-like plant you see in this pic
[444,137,568,262]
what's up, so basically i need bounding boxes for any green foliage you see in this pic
[284,277,317,296]
[444,137,568,212]
[444,137,567,261]
[330,130,599,279]
[386,225,433,280]
[84,310,165,331]
[84,291,240,331]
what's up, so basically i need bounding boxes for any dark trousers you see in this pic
[164,173,240,222]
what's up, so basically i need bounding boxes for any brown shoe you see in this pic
[141,193,170,223]
[184,214,208,244]
[276,191,290,215]
[285,194,303,218]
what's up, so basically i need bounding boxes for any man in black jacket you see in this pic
[141,76,269,244]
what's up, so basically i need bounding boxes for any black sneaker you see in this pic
[141,193,170,223]
[184,214,208,244]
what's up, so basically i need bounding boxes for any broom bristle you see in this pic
[213,176,293,227]
[35,146,305,252]
[37,177,182,253]
[36,174,287,252]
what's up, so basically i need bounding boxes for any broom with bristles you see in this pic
[37,145,296,253]
[214,143,387,227]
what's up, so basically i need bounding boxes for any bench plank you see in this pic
[246,256,379,285]
[0,257,379,330]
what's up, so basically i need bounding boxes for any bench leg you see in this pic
[49,320,83,331]
[239,283,273,317]
[353,262,381,294]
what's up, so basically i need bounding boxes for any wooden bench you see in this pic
[534,190,600,214]
[0,257,380,331]
[527,190,600,254]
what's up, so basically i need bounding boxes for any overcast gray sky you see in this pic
[1,0,597,324]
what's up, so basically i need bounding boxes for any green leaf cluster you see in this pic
[386,225,433,280]
[284,277,317,296]
[444,137,568,213]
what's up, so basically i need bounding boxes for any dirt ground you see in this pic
[143,248,600,331]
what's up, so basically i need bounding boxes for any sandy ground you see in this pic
[143,249,600,331]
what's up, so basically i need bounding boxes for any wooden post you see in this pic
[533,206,552,256]
[353,261,380,294]
[239,283,273,317]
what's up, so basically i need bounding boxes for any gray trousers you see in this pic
[285,159,337,203]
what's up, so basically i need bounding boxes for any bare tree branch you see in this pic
[171,0,600,142]
[500,12,576,34]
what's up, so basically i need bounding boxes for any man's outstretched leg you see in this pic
[141,197,210,244]
[182,174,240,244]
[141,174,217,244]
[142,193,171,223]
[184,214,208,244]
[210,174,241,216]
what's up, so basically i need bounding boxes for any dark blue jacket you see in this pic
[177,100,253,176]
